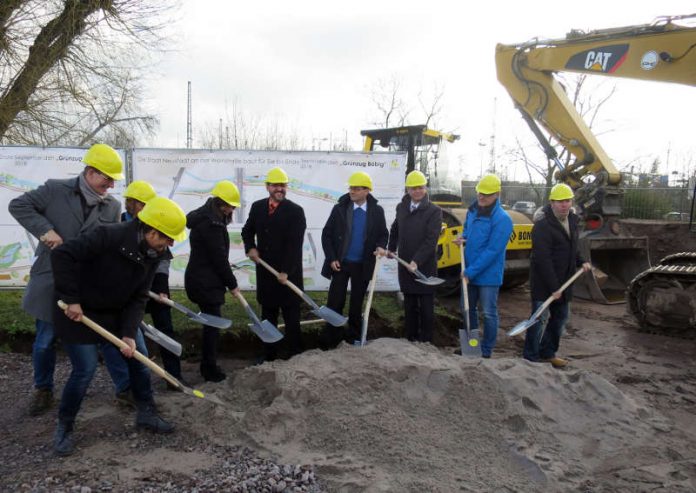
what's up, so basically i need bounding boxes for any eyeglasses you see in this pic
[96,170,115,183]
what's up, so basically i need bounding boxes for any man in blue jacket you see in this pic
[320,171,388,346]
[458,174,512,358]
[524,184,591,368]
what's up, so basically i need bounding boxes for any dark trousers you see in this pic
[403,293,434,343]
[262,303,302,360]
[149,302,181,379]
[523,300,570,361]
[197,303,222,371]
[324,261,369,345]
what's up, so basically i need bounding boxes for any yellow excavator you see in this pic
[496,14,696,329]
[361,125,533,294]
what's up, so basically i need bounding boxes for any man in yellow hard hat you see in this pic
[8,143,124,416]
[51,196,187,456]
[455,174,512,358]
[122,180,156,222]
[524,184,591,368]
[320,171,388,346]
[387,170,442,343]
[185,180,241,382]
[242,167,306,361]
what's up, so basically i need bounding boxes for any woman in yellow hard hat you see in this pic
[184,180,241,382]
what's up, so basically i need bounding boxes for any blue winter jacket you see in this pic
[462,198,513,286]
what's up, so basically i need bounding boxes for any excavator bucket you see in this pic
[573,235,651,304]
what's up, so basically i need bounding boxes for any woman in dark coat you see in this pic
[387,171,442,342]
[185,181,240,382]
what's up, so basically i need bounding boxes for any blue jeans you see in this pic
[100,328,148,394]
[467,285,500,357]
[58,336,153,423]
[523,300,570,362]
[33,319,56,390]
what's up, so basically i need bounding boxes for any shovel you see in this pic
[233,291,284,343]
[57,301,225,406]
[507,268,585,337]
[255,257,348,327]
[360,257,381,347]
[148,291,232,329]
[140,321,182,357]
[458,246,480,356]
[389,252,445,286]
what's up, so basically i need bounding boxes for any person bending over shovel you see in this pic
[523,184,591,368]
[50,197,187,456]
[387,170,442,343]
[320,171,388,347]
[185,180,241,382]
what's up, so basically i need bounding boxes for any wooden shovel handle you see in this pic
[534,268,586,317]
[255,257,305,298]
[148,291,175,308]
[57,300,180,389]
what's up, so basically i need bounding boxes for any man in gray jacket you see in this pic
[8,144,124,415]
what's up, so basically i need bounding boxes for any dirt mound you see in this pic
[167,338,668,492]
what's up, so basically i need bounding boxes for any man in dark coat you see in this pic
[185,180,240,382]
[8,143,124,416]
[524,184,591,368]
[242,167,306,360]
[387,170,442,343]
[320,171,388,346]
[50,196,187,456]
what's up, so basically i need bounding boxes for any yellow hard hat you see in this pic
[348,171,373,190]
[123,180,156,204]
[476,174,501,194]
[549,183,574,201]
[82,144,124,180]
[266,167,289,184]
[138,197,187,242]
[211,180,241,207]
[405,170,427,188]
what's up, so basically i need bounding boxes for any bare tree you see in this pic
[0,0,174,146]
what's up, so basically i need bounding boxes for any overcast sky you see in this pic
[147,0,696,182]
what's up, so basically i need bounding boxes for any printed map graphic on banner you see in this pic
[132,149,406,290]
[0,147,126,288]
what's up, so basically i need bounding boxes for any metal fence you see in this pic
[460,182,694,222]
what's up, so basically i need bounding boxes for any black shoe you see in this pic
[29,388,54,416]
[53,421,74,456]
[201,365,226,382]
[136,403,175,434]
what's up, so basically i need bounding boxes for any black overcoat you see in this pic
[241,198,306,306]
[320,193,388,279]
[184,198,238,306]
[51,220,167,344]
[387,194,442,295]
[529,205,585,303]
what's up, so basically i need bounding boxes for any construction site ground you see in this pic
[0,220,694,492]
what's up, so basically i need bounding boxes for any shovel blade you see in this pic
[313,306,348,327]
[415,276,445,286]
[458,329,480,357]
[193,312,232,329]
[507,319,535,337]
[179,385,227,406]
[252,319,284,343]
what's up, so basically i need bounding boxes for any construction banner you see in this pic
[132,148,406,290]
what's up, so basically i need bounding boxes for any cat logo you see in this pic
[565,44,629,74]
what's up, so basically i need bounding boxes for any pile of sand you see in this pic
[168,338,670,491]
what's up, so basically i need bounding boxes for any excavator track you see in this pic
[627,252,696,337]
